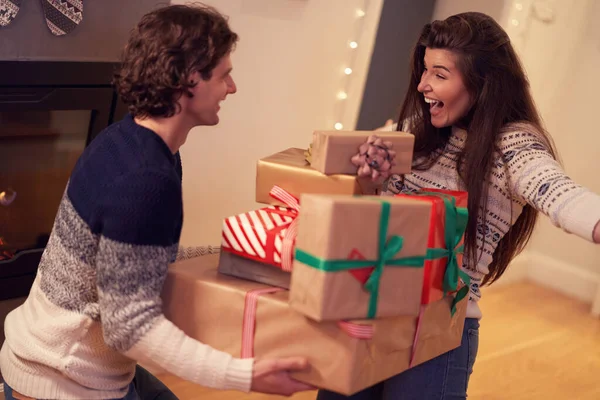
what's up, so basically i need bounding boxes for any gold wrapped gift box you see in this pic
[256,148,381,207]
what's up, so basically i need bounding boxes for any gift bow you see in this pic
[416,191,470,315]
[295,199,425,319]
[268,186,300,272]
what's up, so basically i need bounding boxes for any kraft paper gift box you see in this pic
[161,254,468,396]
[289,194,433,322]
[256,148,381,207]
[308,130,414,175]
[395,189,469,305]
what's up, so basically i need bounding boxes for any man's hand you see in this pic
[251,357,316,397]
[593,220,600,243]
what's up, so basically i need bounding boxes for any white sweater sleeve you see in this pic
[124,316,253,392]
[500,127,600,241]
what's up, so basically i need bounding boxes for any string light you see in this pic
[331,1,371,130]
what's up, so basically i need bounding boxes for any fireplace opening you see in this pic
[0,61,127,301]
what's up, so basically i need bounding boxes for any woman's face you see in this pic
[417,47,472,128]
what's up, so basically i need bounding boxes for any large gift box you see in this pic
[289,194,432,321]
[162,254,467,396]
[396,189,469,305]
[308,130,414,175]
[256,148,381,207]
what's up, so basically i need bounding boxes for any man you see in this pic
[0,4,313,399]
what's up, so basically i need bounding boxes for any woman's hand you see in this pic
[251,357,316,396]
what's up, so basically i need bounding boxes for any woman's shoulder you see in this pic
[497,121,555,154]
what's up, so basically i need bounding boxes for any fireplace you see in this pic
[0,61,127,301]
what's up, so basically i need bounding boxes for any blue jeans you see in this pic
[317,318,480,400]
[3,365,177,400]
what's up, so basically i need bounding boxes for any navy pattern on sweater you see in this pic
[0,114,189,399]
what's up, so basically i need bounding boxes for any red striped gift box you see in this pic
[221,186,299,272]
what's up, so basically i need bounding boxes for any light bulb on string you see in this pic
[337,91,348,100]
[344,67,353,75]
[356,9,366,18]
[349,41,358,49]
[334,122,344,130]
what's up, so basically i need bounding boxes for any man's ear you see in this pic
[187,71,201,85]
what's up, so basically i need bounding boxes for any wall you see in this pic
[173,0,385,245]
[355,0,436,130]
[502,0,600,286]
[0,0,161,61]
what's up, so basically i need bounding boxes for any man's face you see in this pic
[182,53,237,126]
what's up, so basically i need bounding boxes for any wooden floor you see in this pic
[1,282,598,400]
[156,282,600,400]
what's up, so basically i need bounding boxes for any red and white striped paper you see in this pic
[221,186,300,272]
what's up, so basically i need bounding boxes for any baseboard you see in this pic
[503,250,600,304]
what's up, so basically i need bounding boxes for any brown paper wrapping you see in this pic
[310,130,415,175]
[256,148,380,207]
[290,194,431,321]
[218,250,291,289]
[162,254,467,396]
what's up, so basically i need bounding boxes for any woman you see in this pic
[318,11,600,400]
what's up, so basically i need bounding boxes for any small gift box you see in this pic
[289,193,432,321]
[221,186,299,272]
[162,254,468,396]
[308,130,414,176]
[395,189,469,305]
[256,148,380,207]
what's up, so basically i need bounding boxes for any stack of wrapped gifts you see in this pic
[161,130,471,395]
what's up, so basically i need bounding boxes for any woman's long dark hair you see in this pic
[398,12,557,285]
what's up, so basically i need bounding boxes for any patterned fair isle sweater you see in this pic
[381,122,600,319]
[0,115,253,399]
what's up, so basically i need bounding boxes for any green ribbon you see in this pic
[295,200,425,319]
[415,191,470,315]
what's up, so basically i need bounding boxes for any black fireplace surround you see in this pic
[0,61,128,301]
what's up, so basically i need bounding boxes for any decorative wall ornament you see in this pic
[0,0,21,27]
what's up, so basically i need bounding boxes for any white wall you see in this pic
[502,0,600,278]
[170,0,384,245]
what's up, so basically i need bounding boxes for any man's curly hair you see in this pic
[113,4,238,118]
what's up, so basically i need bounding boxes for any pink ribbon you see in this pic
[268,186,300,272]
[408,305,426,368]
[241,287,287,358]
